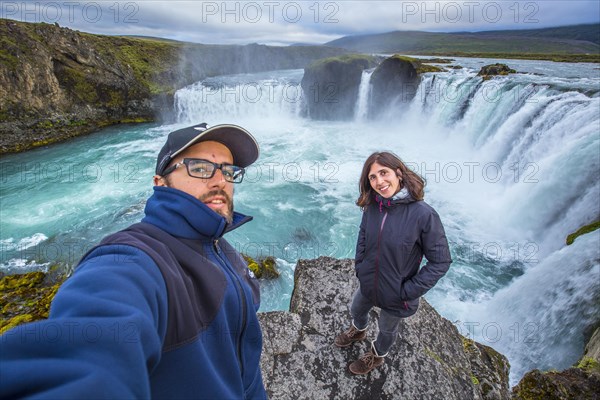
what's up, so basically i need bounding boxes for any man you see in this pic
[0,123,267,399]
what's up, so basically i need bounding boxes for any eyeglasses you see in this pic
[162,158,245,183]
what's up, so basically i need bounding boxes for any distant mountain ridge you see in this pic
[326,23,600,56]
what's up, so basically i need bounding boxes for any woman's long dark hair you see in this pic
[356,151,425,208]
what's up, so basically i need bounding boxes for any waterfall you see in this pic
[168,65,599,383]
[405,69,600,384]
[460,230,600,383]
[409,71,600,254]
[174,70,305,124]
[354,69,374,121]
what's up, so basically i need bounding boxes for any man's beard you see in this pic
[198,189,234,224]
[162,176,234,224]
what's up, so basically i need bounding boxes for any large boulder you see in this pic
[477,64,516,80]
[300,55,378,120]
[258,257,510,399]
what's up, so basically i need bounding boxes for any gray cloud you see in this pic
[3,1,599,45]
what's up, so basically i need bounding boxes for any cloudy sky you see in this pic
[4,1,600,45]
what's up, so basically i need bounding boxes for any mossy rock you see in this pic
[512,368,600,399]
[477,63,517,80]
[577,357,600,376]
[301,54,379,120]
[0,271,66,334]
[242,255,280,280]
[369,54,442,118]
[387,55,444,74]
[566,220,600,245]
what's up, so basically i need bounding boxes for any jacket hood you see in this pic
[375,187,416,211]
[142,186,252,240]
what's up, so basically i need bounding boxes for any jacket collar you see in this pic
[375,187,415,211]
[142,186,252,240]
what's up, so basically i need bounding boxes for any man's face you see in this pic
[154,141,235,223]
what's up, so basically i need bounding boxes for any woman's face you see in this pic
[368,162,401,198]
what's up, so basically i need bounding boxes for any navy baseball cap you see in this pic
[155,123,259,175]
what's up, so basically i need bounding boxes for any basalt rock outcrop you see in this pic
[258,257,510,400]
[368,55,442,118]
[300,54,379,120]
[477,63,517,80]
[0,19,347,153]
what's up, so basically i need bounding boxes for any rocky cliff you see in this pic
[369,55,443,118]
[300,54,379,120]
[258,257,510,400]
[0,19,347,153]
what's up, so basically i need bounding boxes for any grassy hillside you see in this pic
[474,24,600,45]
[326,24,600,62]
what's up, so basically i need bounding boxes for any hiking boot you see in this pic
[348,348,385,375]
[334,324,367,348]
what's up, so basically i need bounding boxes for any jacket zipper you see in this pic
[374,212,388,306]
[213,239,247,377]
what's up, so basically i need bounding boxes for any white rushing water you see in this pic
[354,68,374,121]
[1,58,598,384]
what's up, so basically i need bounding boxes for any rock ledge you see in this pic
[258,257,510,400]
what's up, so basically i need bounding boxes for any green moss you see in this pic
[566,220,600,245]
[59,67,99,103]
[389,54,443,73]
[0,271,66,334]
[96,37,180,95]
[0,272,45,290]
[424,347,444,365]
[416,64,444,73]
[0,314,34,334]
[478,63,517,80]
[308,53,378,70]
[244,255,261,278]
[107,90,125,108]
[242,255,280,279]
[0,26,27,70]
[462,336,476,351]
[471,375,480,385]
[260,257,280,279]
[31,138,54,147]
[576,357,600,375]
[513,367,600,400]
[36,120,54,129]
[67,119,88,127]
[423,346,462,377]
[0,49,19,70]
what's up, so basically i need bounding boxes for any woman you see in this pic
[334,151,452,375]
